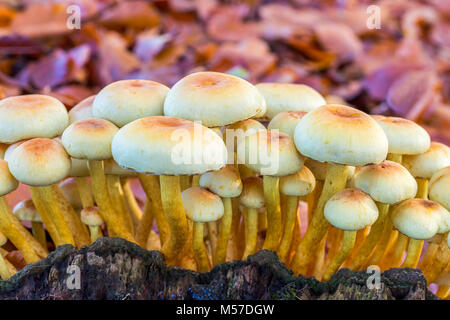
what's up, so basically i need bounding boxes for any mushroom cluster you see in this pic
[0,72,449,298]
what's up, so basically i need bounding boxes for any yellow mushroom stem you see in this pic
[242,207,258,260]
[306,180,324,224]
[51,184,90,247]
[280,193,288,234]
[137,174,169,247]
[106,175,134,234]
[291,164,349,275]
[323,230,357,282]
[121,178,143,229]
[88,225,102,243]
[75,177,94,208]
[159,175,189,264]
[287,210,301,265]
[0,197,40,263]
[324,228,344,274]
[262,175,282,251]
[180,176,191,191]
[38,186,75,246]
[364,217,395,268]
[31,221,47,250]
[345,202,390,270]
[229,198,243,260]
[0,253,10,279]
[278,195,298,263]
[401,238,424,268]
[383,233,410,269]
[309,235,327,278]
[422,233,450,283]
[30,186,62,246]
[207,222,218,258]
[191,175,200,187]
[214,197,232,265]
[89,160,135,242]
[192,221,210,272]
[387,153,403,164]
[135,200,154,247]
[416,178,428,200]
[436,286,449,299]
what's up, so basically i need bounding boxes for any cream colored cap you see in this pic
[372,115,430,155]
[0,94,68,143]
[13,199,41,222]
[181,186,224,222]
[429,166,450,211]
[280,166,316,196]
[239,177,264,209]
[403,142,450,179]
[59,178,84,210]
[238,130,305,176]
[268,111,307,137]
[199,165,242,198]
[0,143,7,160]
[80,206,104,227]
[392,199,443,239]
[255,83,326,119]
[3,141,25,163]
[164,72,266,127]
[294,104,388,166]
[69,95,95,124]
[324,189,379,231]
[112,116,227,176]
[0,159,18,196]
[354,160,417,204]
[223,119,266,154]
[62,118,119,161]
[8,138,70,186]
[103,158,136,177]
[93,80,169,127]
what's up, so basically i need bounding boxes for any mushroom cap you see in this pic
[324,189,379,231]
[103,158,136,177]
[392,199,443,239]
[93,80,169,127]
[69,95,95,124]
[80,206,104,227]
[280,166,316,196]
[0,143,7,160]
[238,130,305,176]
[59,178,84,210]
[0,94,68,143]
[239,177,264,209]
[402,142,450,179]
[8,138,70,186]
[3,141,25,163]
[164,72,266,127]
[372,115,430,155]
[13,199,41,222]
[268,111,307,137]
[223,119,266,152]
[255,83,326,119]
[429,166,450,211]
[305,158,355,181]
[294,104,388,166]
[112,116,227,176]
[181,187,224,222]
[0,230,6,246]
[0,159,18,196]
[199,165,242,198]
[62,118,119,160]
[354,160,417,204]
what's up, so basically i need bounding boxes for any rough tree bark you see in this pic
[0,238,438,300]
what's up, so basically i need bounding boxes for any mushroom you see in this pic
[278,166,315,263]
[0,230,11,279]
[8,138,76,247]
[268,110,307,138]
[239,177,265,259]
[13,199,47,251]
[255,83,325,120]
[391,199,445,268]
[291,104,388,275]
[0,159,41,263]
[199,165,242,265]
[238,130,305,251]
[345,160,417,270]
[62,118,135,242]
[80,206,104,243]
[181,187,224,272]
[68,95,95,124]
[59,178,84,212]
[322,189,379,281]
[112,116,227,264]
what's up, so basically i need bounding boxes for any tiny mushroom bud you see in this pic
[268,110,307,138]
[80,206,104,243]
[13,199,47,250]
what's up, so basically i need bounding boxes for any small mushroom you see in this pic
[322,189,379,281]
[181,187,224,272]
[13,199,47,251]
[80,207,104,243]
